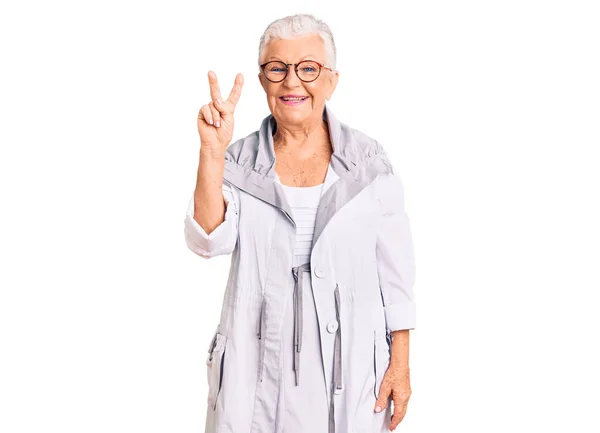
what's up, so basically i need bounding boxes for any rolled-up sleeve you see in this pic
[375,172,417,331]
[184,181,239,259]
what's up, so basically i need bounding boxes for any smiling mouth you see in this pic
[279,96,309,101]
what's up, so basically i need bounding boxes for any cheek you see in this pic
[263,84,279,100]
[306,84,326,99]
[267,93,279,106]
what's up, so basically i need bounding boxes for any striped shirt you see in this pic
[274,163,333,267]
[279,182,324,266]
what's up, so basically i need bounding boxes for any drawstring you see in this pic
[288,267,344,432]
[256,269,345,431]
[257,298,263,339]
[291,262,310,386]
[257,297,266,382]
[329,283,343,433]
[333,283,343,394]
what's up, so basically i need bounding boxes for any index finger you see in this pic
[207,70,222,102]
[227,73,244,106]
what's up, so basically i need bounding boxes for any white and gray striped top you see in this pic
[279,182,324,267]
[274,163,333,267]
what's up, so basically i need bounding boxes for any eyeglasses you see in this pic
[260,60,334,83]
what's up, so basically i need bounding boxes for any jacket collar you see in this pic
[252,103,356,181]
[222,104,392,248]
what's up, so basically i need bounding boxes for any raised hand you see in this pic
[197,70,244,153]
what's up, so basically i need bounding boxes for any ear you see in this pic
[325,71,339,101]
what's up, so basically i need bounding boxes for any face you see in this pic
[258,33,339,129]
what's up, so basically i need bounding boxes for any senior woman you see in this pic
[185,14,416,433]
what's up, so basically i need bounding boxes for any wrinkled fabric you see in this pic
[185,104,416,433]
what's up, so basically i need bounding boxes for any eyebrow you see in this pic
[268,55,317,62]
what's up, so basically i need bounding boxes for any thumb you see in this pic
[374,380,391,413]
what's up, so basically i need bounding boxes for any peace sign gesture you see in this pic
[198,71,244,153]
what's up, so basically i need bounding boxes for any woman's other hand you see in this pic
[197,70,244,153]
[374,361,412,431]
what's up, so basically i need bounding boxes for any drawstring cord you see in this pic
[257,297,266,382]
[259,265,343,432]
[329,282,343,433]
[291,262,310,385]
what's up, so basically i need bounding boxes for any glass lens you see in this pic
[297,61,320,81]
[263,61,288,82]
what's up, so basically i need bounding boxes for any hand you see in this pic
[197,70,244,153]
[374,365,412,431]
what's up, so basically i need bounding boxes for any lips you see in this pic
[279,96,309,101]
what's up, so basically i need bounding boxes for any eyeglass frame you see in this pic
[259,60,335,83]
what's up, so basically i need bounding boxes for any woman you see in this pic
[185,14,416,433]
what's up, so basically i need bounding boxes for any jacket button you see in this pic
[326,320,339,333]
[314,268,325,278]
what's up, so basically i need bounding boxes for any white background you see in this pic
[1,0,599,432]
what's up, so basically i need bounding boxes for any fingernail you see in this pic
[208,119,213,125]
[375,406,382,413]
[215,120,220,127]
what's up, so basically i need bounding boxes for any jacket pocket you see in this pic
[373,329,390,400]
[206,329,227,410]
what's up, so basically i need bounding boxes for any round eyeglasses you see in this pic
[260,60,334,83]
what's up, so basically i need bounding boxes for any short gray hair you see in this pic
[258,13,337,71]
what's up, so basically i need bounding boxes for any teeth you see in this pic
[282,97,306,101]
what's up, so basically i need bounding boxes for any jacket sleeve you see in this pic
[183,180,239,259]
[375,171,417,331]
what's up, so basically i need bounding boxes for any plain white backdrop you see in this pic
[1,0,599,432]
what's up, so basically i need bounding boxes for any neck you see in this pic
[273,117,331,159]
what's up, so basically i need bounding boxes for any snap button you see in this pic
[326,320,339,333]
[314,267,325,278]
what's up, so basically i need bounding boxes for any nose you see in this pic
[283,65,302,87]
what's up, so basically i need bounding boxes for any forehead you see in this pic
[263,33,327,62]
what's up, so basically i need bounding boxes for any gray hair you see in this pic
[258,13,337,71]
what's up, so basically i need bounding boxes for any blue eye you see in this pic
[301,67,317,73]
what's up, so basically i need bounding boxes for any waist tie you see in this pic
[291,262,311,386]
[329,283,343,433]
